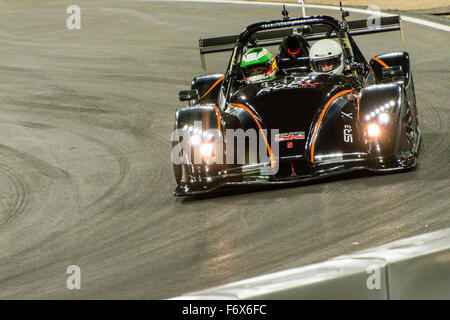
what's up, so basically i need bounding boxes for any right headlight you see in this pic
[378,112,390,124]
[367,123,381,138]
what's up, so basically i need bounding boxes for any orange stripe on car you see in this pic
[199,76,224,100]
[231,103,276,168]
[212,104,221,131]
[310,89,353,163]
[371,57,389,68]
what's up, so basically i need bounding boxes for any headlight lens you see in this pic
[200,143,213,158]
[367,123,381,138]
[190,134,201,146]
[378,113,390,124]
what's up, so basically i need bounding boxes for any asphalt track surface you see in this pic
[0,0,448,299]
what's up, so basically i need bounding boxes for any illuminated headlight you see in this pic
[190,134,201,146]
[378,113,389,124]
[200,143,213,158]
[367,123,381,138]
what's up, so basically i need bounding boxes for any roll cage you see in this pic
[198,14,402,102]
[224,16,357,101]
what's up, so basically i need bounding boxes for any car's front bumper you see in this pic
[174,152,418,196]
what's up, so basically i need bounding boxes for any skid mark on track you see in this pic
[0,144,70,180]
[0,163,28,232]
[73,133,131,211]
[0,144,81,232]
[16,121,54,130]
[417,95,448,166]
[2,98,113,115]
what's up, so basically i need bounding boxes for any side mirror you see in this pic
[179,89,199,102]
[382,66,404,83]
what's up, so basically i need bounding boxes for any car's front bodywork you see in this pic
[172,14,420,196]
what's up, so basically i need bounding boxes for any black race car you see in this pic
[171,8,420,196]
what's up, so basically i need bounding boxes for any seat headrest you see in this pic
[278,34,310,59]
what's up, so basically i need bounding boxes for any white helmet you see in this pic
[309,39,344,75]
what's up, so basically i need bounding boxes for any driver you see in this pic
[309,39,344,75]
[241,47,278,84]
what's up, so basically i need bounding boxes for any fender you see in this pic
[227,102,274,167]
[307,89,361,164]
[173,104,222,165]
[358,83,406,158]
[370,52,417,129]
[227,103,260,133]
[191,74,224,104]
[175,104,221,132]
[173,104,223,184]
[370,52,411,84]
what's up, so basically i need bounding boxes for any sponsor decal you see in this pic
[257,80,320,96]
[275,131,305,142]
[287,141,294,148]
[343,124,353,143]
[341,111,353,120]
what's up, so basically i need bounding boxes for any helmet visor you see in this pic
[311,55,342,73]
[242,61,271,78]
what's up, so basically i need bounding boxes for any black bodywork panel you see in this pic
[173,14,420,196]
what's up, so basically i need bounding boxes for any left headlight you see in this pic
[200,143,214,158]
[190,134,202,146]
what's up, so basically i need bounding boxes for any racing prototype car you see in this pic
[172,8,420,196]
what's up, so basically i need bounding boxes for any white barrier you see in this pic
[335,228,450,299]
[172,228,450,299]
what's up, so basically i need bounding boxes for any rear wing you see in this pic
[199,15,401,56]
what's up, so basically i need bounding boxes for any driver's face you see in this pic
[319,60,334,72]
[247,66,267,76]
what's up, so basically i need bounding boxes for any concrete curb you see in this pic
[172,228,450,299]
